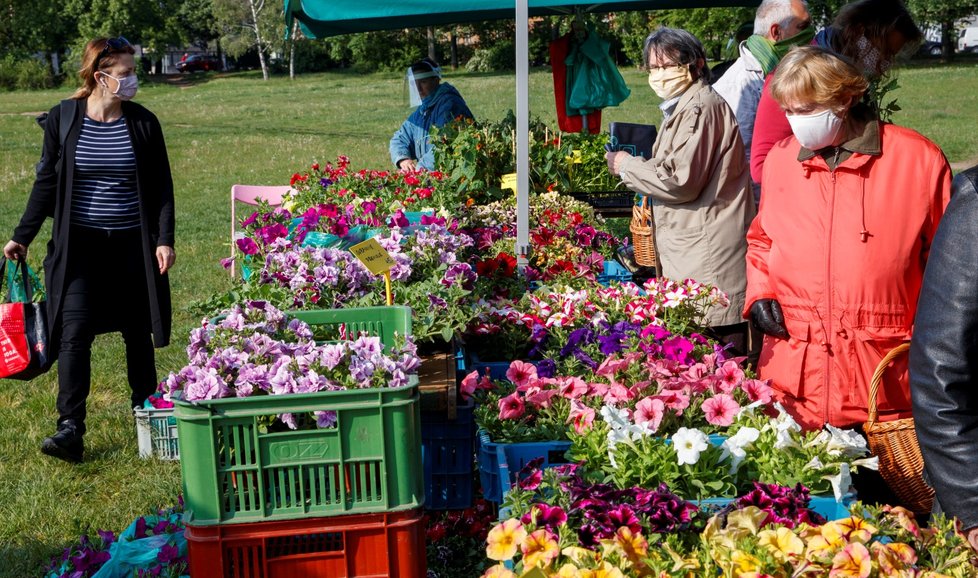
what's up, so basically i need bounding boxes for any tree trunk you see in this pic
[249,0,269,81]
[427,26,437,61]
[942,20,956,62]
[450,30,458,69]
[289,21,298,79]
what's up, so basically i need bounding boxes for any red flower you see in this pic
[311,162,320,171]
[289,173,307,186]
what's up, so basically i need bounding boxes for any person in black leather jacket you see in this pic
[910,164,978,552]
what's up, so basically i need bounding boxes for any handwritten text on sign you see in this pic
[349,238,396,275]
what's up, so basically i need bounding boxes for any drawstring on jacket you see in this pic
[859,177,871,243]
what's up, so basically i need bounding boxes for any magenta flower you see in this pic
[715,360,745,393]
[701,393,740,427]
[498,392,526,420]
[235,237,259,255]
[522,503,568,531]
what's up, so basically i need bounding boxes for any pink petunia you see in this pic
[459,370,481,401]
[525,389,558,408]
[742,379,775,404]
[506,360,538,389]
[715,360,746,393]
[701,393,740,427]
[558,376,589,400]
[498,392,526,420]
[654,390,690,412]
[634,397,666,433]
[568,400,595,434]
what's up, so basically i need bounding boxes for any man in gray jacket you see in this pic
[713,0,812,200]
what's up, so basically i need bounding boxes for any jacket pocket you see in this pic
[844,327,911,419]
[758,327,811,410]
[655,226,714,285]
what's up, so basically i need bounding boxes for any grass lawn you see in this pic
[1,61,977,576]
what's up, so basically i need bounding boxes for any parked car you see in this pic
[177,54,222,73]
[914,40,943,58]
[959,27,978,53]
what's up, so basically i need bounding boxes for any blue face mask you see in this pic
[100,72,138,100]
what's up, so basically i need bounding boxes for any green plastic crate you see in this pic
[175,380,423,526]
[287,306,411,350]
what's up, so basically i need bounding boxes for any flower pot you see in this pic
[476,431,571,503]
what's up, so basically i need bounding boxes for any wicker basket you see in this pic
[629,195,657,268]
[863,342,934,515]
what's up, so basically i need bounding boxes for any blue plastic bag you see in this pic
[89,514,189,578]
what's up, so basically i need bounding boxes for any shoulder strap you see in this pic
[59,99,78,150]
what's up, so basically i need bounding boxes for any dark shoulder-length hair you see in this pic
[643,27,710,82]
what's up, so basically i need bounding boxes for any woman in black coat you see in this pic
[3,37,175,463]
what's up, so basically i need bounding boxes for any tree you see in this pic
[906,0,978,59]
[212,0,281,80]
[655,8,757,60]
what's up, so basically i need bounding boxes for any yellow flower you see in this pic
[871,542,918,576]
[807,521,848,560]
[521,528,560,569]
[561,546,596,566]
[487,519,528,561]
[758,527,805,562]
[730,550,762,574]
[578,562,625,578]
[835,516,878,544]
[829,542,872,578]
[556,563,581,578]
[614,527,648,563]
[482,563,518,578]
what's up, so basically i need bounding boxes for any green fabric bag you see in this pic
[565,24,631,117]
[4,258,43,303]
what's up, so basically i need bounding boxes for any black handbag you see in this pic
[0,258,53,380]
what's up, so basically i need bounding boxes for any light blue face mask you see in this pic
[100,72,138,100]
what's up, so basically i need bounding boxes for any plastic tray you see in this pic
[597,260,633,286]
[134,406,179,460]
[422,402,475,509]
[476,431,571,503]
[288,306,411,351]
[175,381,423,526]
[693,492,854,521]
[185,508,426,577]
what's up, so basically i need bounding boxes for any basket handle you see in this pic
[866,342,910,425]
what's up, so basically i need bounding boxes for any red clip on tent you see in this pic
[284,0,760,261]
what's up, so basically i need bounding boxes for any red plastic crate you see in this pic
[185,509,426,578]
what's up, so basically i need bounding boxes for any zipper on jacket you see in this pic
[824,162,838,427]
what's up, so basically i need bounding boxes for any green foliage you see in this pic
[465,40,516,72]
[868,74,902,123]
[0,55,56,91]
[655,8,757,61]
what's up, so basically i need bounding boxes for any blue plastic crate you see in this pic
[422,402,475,510]
[476,431,571,503]
[692,492,854,520]
[597,260,632,286]
[465,352,541,382]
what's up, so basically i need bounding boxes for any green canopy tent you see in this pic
[284,0,760,262]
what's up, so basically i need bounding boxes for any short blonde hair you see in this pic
[770,46,869,113]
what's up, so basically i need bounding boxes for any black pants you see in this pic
[57,226,156,433]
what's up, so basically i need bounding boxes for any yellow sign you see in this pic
[350,238,396,275]
[500,172,518,193]
[569,149,583,163]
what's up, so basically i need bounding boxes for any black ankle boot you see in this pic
[41,419,84,463]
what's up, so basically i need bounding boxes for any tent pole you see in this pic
[515,0,530,268]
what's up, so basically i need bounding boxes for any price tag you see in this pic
[350,238,395,275]
[500,173,518,192]
[569,149,583,163]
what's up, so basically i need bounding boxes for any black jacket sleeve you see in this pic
[910,166,978,531]
[12,103,62,246]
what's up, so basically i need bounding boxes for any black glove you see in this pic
[750,299,790,339]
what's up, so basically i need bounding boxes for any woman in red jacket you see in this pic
[750,0,922,187]
[745,46,950,432]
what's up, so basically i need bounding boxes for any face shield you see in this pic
[406,65,441,107]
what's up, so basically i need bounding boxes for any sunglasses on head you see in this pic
[95,36,132,69]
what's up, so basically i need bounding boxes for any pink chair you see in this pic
[230,184,292,278]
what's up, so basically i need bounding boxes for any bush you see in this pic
[0,55,56,91]
[465,40,515,72]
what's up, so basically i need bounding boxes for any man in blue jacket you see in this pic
[389,58,473,171]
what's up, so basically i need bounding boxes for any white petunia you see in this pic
[825,462,853,502]
[803,456,824,471]
[822,424,870,457]
[774,428,801,450]
[773,403,801,433]
[671,427,710,466]
[852,456,879,471]
[720,427,760,473]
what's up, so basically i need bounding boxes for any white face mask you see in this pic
[100,72,138,101]
[786,108,845,150]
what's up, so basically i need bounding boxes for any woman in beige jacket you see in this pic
[607,27,756,353]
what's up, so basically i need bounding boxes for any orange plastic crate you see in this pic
[185,508,426,578]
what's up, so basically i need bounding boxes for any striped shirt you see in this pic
[71,116,141,230]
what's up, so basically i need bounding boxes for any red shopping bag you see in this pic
[0,259,51,380]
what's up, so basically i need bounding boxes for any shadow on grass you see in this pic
[0,537,63,578]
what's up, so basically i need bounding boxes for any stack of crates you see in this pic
[176,306,427,577]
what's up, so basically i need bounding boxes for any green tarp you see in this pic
[285,0,760,39]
